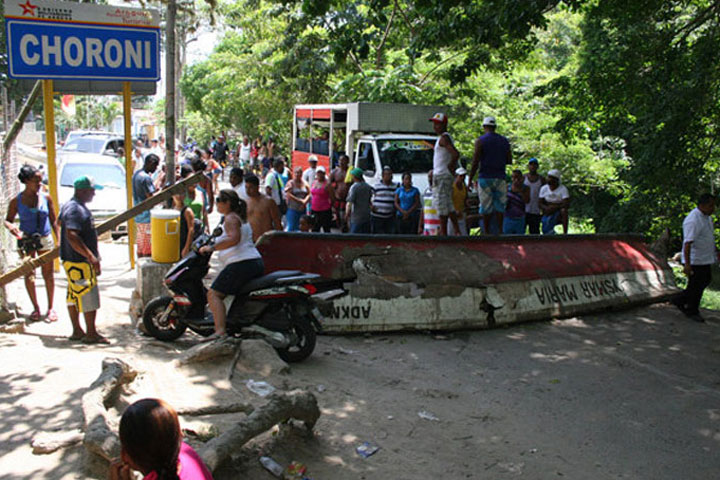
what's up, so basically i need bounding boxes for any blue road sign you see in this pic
[4,0,160,81]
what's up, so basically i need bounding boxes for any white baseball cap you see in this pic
[547,169,561,180]
[429,112,448,123]
[455,167,467,176]
[482,116,497,127]
[316,166,326,173]
[308,155,318,163]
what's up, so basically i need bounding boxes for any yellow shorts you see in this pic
[62,260,100,313]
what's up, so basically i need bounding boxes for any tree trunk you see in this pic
[165,0,177,184]
[82,358,138,461]
[2,80,41,160]
[178,25,187,145]
[199,390,320,472]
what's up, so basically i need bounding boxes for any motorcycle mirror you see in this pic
[212,227,223,237]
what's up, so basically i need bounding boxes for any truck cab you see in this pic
[354,133,435,193]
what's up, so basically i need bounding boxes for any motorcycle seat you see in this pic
[238,270,303,295]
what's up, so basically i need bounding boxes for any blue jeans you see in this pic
[350,221,371,234]
[503,216,525,234]
[542,211,561,235]
[285,208,303,232]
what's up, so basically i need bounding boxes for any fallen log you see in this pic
[199,389,320,472]
[177,402,255,417]
[173,336,243,367]
[31,429,83,454]
[82,358,137,461]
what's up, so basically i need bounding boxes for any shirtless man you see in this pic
[244,174,282,242]
[330,154,350,232]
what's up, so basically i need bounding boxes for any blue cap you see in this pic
[528,157,538,164]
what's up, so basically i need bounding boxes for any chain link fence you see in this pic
[1,143,20,311]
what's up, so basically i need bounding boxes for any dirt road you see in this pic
[2,240,720,479]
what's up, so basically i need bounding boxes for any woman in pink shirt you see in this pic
[110,398,213,480]
[310,166,335,232]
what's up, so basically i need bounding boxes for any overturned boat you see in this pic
[256,233,678,333]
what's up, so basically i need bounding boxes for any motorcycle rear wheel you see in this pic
[142,296,187,341]
[275,315,316,363]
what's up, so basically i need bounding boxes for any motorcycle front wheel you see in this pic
[142,296,187,341]
[275,315,316,363]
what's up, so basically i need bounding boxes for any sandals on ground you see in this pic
[46,309,58,322]
[29,309,40,322]
[82,335,110,345]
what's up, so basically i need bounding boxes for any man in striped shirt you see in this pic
[371,166,398,234]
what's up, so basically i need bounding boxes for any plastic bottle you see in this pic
[259,456,284,477]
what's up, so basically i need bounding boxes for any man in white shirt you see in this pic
[429,112,460,235]
[229,167,249,202]
[672,193,716,322]
[149,138,163,159]
[539,169,570,234]
[238,136,251,169]
[303,155,318,185]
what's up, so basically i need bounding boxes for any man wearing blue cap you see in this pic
[58,176,108,344]
[523,157,545,234]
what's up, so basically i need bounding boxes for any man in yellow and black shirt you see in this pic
[58,176,108,344]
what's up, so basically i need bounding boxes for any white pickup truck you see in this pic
[291,102,444,192]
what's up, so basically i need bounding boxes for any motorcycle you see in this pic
[142,225,345,362]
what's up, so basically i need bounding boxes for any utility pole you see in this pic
[165,0,177,184]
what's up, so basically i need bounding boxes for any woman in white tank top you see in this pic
[199,189,264,337]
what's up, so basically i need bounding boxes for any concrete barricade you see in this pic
[129,258,173,325]
[256,232,680,333]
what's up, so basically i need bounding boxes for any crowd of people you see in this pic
[185,115,574,238]
[7,111,715,346]
[126,113,574,242]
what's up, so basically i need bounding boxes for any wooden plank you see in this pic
[0,172,203,286]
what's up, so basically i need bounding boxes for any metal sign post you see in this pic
[122,82,135,269]
[4,0,160,268]
[41,79,58,270]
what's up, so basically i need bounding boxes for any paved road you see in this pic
[2,194,720,478]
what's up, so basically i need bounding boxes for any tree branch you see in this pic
[418,49,469,86]
[323,19,366,77]
[671,0,720,45]
[394,0,415,38]
[2,80,42,159]
[375,3,397,69]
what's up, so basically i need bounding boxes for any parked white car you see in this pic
[58,155,129,238]
[58,132,125,164]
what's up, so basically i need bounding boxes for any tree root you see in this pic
[81,358,137,461]
[199,389,320,472]
[174,336,243,367]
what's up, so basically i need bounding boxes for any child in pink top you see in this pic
[110,398,214,480]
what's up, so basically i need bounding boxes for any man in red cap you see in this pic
[429,112,461,235]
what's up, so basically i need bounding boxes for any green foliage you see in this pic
[552,0,720,238]
[672,265,720,311]
[52,96,122,134]
[179,0,720,241]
